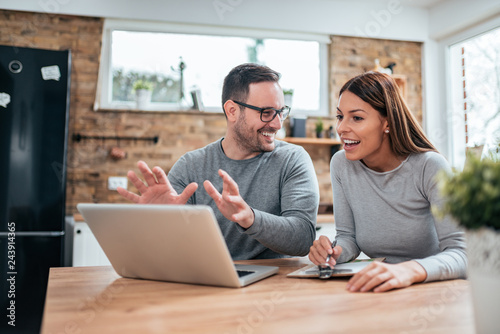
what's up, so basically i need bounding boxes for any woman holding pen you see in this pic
[308,71,466,292]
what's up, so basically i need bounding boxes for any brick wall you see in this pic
[1,10,422,214]
[330,35,423,122]
[1,10,229,215]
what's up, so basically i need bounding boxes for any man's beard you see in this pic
[233,113,276,154]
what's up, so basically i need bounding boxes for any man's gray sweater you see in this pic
[168,139,319,260]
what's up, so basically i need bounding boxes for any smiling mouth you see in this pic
[260,131,276,139]
[343,139,360,147]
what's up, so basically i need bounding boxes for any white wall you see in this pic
[429,0,500,40]
[1,0,430,41]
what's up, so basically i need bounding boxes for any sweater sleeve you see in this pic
[239,147,319,256]
[330,152,361,263]
[168,155,195,204]
[413,153,467,282]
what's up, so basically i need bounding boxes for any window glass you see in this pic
[449,27,500,166]
[107,30,324,115]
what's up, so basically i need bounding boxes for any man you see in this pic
[118,63,319,260]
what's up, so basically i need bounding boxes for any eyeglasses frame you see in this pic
[232,100,291,123]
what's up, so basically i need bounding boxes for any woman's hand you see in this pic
[308,235,342,267]
[346,261,427,293]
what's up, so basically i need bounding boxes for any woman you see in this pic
[308,71,466,292]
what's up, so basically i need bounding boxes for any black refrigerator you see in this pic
[0,45,71,333]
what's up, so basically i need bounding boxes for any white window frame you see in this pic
[94,18,330,116]
[439,16,500,169]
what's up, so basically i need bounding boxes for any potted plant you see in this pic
[437,153,500,334]
[315,118,324,138]
[133,80,153,109]
[283,88,294,107]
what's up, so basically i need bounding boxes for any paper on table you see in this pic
[287,258,385,278]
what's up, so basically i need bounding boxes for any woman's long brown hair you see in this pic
[339,71,437,155]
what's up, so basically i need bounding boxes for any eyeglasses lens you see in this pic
[261,108,290,122]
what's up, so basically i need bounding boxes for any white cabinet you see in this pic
[72,222,111,267]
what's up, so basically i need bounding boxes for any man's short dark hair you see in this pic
[221,63,281,115]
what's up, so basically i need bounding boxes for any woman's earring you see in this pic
[385,129,389,133]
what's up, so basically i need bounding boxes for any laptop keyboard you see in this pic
[237,270,255,278]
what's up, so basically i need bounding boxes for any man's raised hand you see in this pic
[117,160,198,205]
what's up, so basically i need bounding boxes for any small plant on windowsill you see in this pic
[132,80,153,91]
[283,88,294,107]
[133,80,153,109]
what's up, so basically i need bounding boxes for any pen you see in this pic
[318,239,337,279]
[324,239,337,265]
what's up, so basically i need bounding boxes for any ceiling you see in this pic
[339,0,450,10]
[396,0,449,9]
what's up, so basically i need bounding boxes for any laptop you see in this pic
[76,203,279,288]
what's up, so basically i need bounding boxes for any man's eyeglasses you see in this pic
[233,101,291,123]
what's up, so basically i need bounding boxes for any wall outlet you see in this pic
[108,176,128,190]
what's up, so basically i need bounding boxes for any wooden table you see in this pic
[41,258,475,334]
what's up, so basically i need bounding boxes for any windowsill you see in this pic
[95,108,224,115]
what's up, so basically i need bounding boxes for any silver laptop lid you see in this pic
[76,203,278,288]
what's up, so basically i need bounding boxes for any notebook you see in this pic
[76,203,279,288]
[287,258,386,278]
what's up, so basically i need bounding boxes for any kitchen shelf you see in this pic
[282,137,341,146]
[282,137,342,156]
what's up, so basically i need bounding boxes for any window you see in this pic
[96,19,329,116]
[448,26,500,167]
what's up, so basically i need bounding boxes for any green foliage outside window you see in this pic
[112,69,181,103]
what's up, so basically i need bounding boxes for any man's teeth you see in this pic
[261,132,275,137]
[344,139,360,144]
